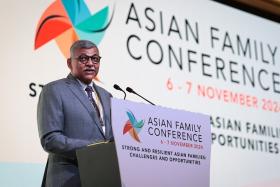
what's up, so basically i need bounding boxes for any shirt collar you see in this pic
[76,79,94,91]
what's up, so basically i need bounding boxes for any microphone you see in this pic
[113,84,126,99]
[126,87,155,105]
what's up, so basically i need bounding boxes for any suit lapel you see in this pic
[65,74,105,137]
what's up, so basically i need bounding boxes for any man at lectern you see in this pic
[37,40,113,187]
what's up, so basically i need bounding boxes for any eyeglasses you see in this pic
[74,55,102,64]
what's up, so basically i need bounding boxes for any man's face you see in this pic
[67,47,100,84]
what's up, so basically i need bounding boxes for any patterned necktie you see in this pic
[85,86,104,126]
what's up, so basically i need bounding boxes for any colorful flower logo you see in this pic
[34,0,114,58]
[123,111,144,142]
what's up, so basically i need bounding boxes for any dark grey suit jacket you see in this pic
[37,74,113,187]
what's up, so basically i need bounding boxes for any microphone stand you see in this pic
[126,87,155,105]
[113,84,126,99]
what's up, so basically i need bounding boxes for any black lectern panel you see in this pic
[76,142,121,187]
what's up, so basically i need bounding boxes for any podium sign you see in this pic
[111,98,211,187]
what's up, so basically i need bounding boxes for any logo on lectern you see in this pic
[123,111,144,142]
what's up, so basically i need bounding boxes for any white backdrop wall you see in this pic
[0,0,279,186]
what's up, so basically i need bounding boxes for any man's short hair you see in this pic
[70,40,97,57]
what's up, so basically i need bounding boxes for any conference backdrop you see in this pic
[0,0,279,186]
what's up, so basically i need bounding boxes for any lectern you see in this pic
[76,142,122,187]
[76,98,211,187]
